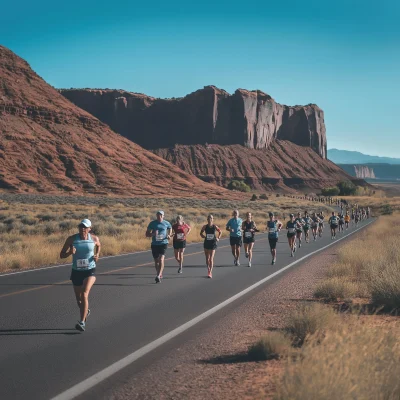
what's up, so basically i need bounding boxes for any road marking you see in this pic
[51,219,374,400]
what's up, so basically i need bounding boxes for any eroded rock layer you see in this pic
[60,86,327,158]
[0,46,234,198]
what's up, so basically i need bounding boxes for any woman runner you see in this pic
[60,219,101,332]
[303,211,312,243]
[267,212,283,265]
[328,211,339,239]
[311,212,320,241]
[338,212,345,232]
[295,212,304,248]
[200,215,222,278]
[318,212,325,237]
[171,215,191,274]
[286,214,300,257]
[344,211,350,229]
[242,212,259,267]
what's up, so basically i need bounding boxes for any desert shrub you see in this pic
[250,194,258,201]
[20,216,37,226]
[42,222,59,235]
[36,213,56,222]
[338,180,357,196]
[59,221,75,231]
[381,204,393,215]
[248,332,292,361]
[276,326,400,400]
[286,303,338,346]
[259,194,268,200]
[321,187,340,196]
[227,180,251,192]
[314,277,356,301]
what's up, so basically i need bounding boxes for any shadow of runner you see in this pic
[0,328,80,336]
[199,352,252,365]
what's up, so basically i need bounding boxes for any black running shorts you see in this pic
[173,240,186,250]
[230,236,242,247]
[70,268,96,287]
[268,238,278,249]
[151,244,168,259]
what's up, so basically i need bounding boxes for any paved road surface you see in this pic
[0,218,373,400]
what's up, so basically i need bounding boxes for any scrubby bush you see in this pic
[321,187,340,196]
[381,204,393,215]
[227,180,251,192]
[259,194,268,200]
[338,180,357,196]
[250,194,258,201]
[248,332,292,361]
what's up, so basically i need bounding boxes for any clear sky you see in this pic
[1,0,399,157]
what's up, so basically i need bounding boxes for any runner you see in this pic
[318,211,325,237]
[366,206,371,218]
[303,211,312,243]
[200,215,222,278]
[311,212,320,241]
[355,211,360,227]
[295,212,304,248]
[338,212,345,232]
[226,210,243,266]
[171,215,191,274]
[267,212,283,265]
[60,219,101,332]
[145,211,172,283]
[242,212,259,267]
[286,214,300,257]
[344,211,350,229]
[328,211,339,239]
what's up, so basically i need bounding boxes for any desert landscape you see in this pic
[0,2,399,398]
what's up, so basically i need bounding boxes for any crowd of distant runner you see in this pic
[59,201,371,332]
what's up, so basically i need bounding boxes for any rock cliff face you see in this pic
[60,86,327,158]
[0,46,234,198]
[354,166,376,179]
[154,143,364,191]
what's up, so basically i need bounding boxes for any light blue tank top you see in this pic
[72,233,96,271]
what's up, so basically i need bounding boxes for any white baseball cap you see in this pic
[156,210,165,216]
[79,219,92,227]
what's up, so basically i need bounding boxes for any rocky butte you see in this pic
[0,45,235,198]
[60,87,366,191]
[60,86,327,158]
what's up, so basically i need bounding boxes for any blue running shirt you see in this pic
[147,220,172,245]
[226,218,243,237]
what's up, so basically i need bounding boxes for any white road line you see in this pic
[50,219,374,400]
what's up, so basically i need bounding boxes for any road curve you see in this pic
[0,218,374,400]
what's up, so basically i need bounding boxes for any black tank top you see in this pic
[204,225,217,244]
[243,221,255,238]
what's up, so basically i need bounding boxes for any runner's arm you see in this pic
[60,236,74,259]
[200,225,206,239]
[215,226,222,240]
[92,234,101,261]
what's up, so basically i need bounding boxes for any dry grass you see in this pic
[344,195,400,215]
[276,324,400,400]
[314,277,357,301]
[285,303,339,346]
[248,332,292,361]
[0,195,332,272]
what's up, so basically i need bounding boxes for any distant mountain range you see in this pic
[328,149,400,165]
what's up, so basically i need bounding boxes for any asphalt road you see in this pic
[0,218,374,400]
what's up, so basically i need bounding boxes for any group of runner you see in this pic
[60,203,371,332]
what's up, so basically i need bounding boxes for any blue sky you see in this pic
[1,0,399,157]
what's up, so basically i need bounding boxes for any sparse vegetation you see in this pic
[227,180,251,192]
[0,194,333,272]
[248,332,292,361]
[321,186,340,196]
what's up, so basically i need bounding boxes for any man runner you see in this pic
[146,211,172,283]
[328,211,339,239]
[226,210,243,266]
[267,212,283,265]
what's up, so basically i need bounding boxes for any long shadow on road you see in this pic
[0,328,80,336]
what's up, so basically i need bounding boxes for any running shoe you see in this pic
[291,252,294,257]
[75,321,85,332]
[245,252,249,258]
[248,262,252,267]
[299,243,302,248]
[85,309,91,322]
[234,259,237,266]
[208,272,212,278]
[237,260,241,266]
[272,258,276,265]
[155,276,161,283]
[178,267,182,274]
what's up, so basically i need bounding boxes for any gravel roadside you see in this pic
[101,243,345,400]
